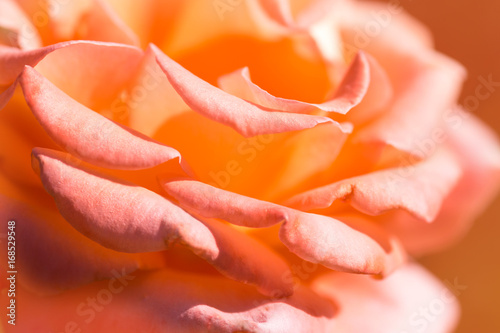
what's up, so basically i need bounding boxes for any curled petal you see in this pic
[32,148,293,296]
[353,52,466,157]
[312,263,460,333]
[218,51,370,114]
[161,179,406,276]
[384,112,500,255]
[77,0,140,46]
[20,66,183,170]
[286,149,462,222]
[0,195,160,295]
[0,0,41,49]
[346,53,393,124]
[151,44,349,137]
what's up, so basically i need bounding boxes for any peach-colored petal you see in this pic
[0,0,41,49]
[0,42,76,85]
[0,79,17,110]
[20,66,183,170]
[0,194,162,296]
[161,179,406,276]
[353,52,466,158]
[285,149,462,222]
[152,44,349,137]
[125,46,191,137]
[312,262,460,333]
[32,148,293,296]
[338,0,434,57]
[11,269,335,333]
[218,51,369,114]
[345,53,393,124]
[0,41,143,110]
[76,0,140,46]
[279,212,406,277]
[163,0,288,56]
[383,112,500,255]
[33,41,143,110]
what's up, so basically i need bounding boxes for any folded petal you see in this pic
[162,0,288,56]
[20,66,183,170]
[152,44,348,137]
[32,148,293,296]
[161,179,406,276]
[125,46,191,137]
[76,0,140,46]
[353,52,466,158]
[286,148,462,222]
[218,51,369,114]
[12,269,335,333]
[0,194,161,296]
[312,262,460,333]
[0,41,142,111]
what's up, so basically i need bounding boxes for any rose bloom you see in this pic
[1,0,499,332]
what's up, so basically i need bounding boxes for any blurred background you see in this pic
[381,0,500,331]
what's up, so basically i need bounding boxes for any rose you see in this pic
[1,0,499,332]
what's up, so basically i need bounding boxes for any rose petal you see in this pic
[76,0,140,46]
[383,111,500,255]
[0,0,41,49]
[32,148,293,296]
[345,53,393,124]
[279,212,406,276]
[163,0,288,56]
[0,40,143,111]
[161,179,406,276]
[218,51,369,114]
[285,148,462,222]
[0,194,163,295]
[12,269,335,332]
[125,46,191,137]
[312,262,460,333]
[152,44,348,137]
[20,66,184,170]
[353,52,466,158]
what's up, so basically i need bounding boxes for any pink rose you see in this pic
[1,0,499,331]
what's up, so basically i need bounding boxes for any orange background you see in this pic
[382,0,500,331]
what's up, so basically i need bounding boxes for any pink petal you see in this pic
[312,262,460,333]
[163,0,288,55]
[383,111,500,255]
[20,66,183,170]
[151,44,349,137]
[161,179,406,276]
[0,194,161,295]
[0,79,17,111]
[346,53,393,124]
[0,41,143,110]
[33,41,143,110]
[125,46,191,136]
[0,0,41,49]
[353,52,466,158]
[77,0,140,46]
[256,0,295,26]
[32,148,293,296]
[285,149,462,222]
[218,51,370,114]
[279,212,406,277]
[12,269,335,332]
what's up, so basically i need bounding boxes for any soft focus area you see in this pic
[392,0,500,331]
